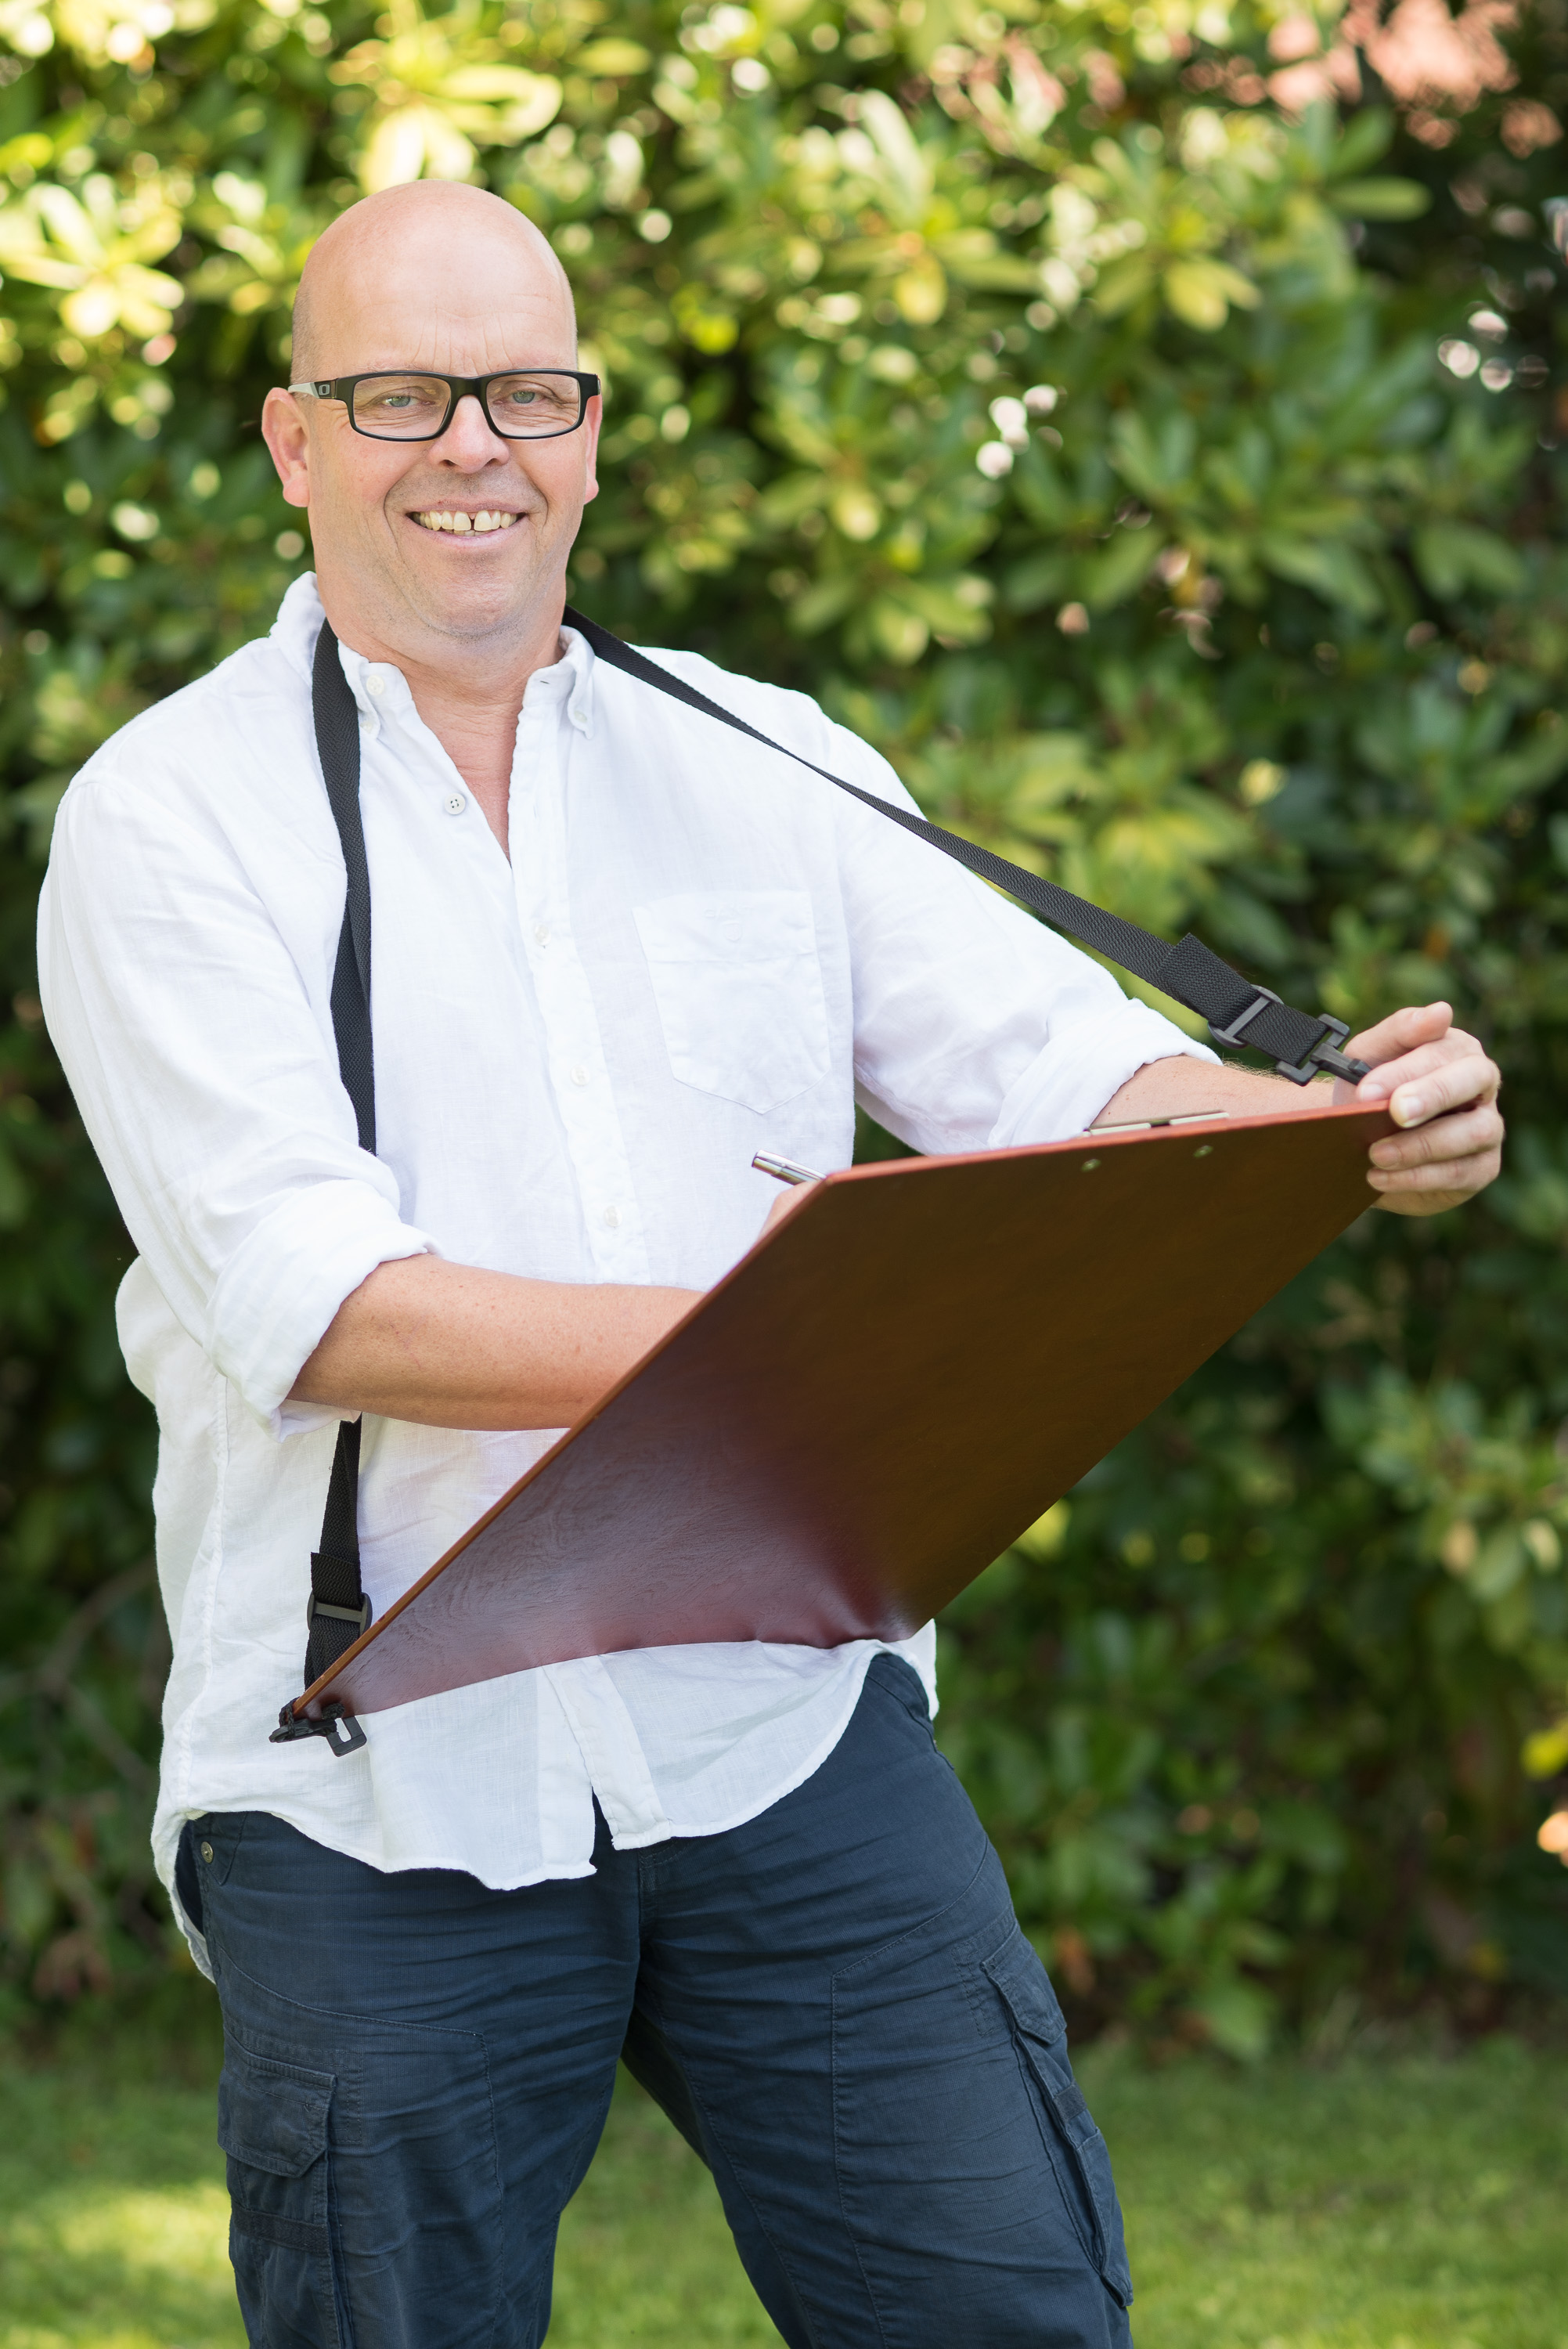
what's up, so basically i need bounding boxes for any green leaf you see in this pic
[1258,534,1383,618]
[1329,179,1432,221]
[1078,529,1163,612]
[1412,523,1527,601]
[1164,258,1260,331]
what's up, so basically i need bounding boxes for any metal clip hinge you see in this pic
[270,1699,367,1756]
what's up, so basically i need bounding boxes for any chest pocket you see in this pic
[634,889,831,1117]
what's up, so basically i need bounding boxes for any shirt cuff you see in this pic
[986,998,1218,1150]
[204,1178,437,1440]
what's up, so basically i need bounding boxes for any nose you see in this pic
[432,392,510,467]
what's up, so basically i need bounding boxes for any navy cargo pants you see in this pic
[182,1655,1134,2349]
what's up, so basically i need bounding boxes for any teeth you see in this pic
[415,509,519,533]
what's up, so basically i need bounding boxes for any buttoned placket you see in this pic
[508,658,652,1284]
[351,653,514,897]
[347,640,670,1848]
[507,654,671,1847]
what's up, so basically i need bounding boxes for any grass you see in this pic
[1,2025,1564,2348]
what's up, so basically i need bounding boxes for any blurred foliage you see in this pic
[2,0,1568,2050]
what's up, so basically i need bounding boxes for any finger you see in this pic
[1368,1144,1501,1194]
[1384,1054,1500,1129]
[1346,1001,1452,1070]
[1357,1046,1498,1124]
[1368,1102,1504,1171]
[1354,1037,1483,1102]
[1368,1132,1501,1186]
[1356,1029,1490,1101]
[1375,1185,1491,1218]
[1368,1149,1501,1211]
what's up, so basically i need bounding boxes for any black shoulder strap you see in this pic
[563,607,1366,1088]
[273,622,374,1752]
[315,619,376,1156]
[275,604,1366,1752]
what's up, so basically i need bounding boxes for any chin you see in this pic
[407,558,554,638]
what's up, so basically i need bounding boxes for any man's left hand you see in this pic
[1341,1002,1503,1216]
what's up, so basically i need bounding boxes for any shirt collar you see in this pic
[552,622,596,737]
[270,571,597,737]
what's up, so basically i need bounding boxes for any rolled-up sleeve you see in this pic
[39,770,434,1438]
[816,720,1216,1149]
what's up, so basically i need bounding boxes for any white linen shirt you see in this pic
[38,573,1211,1970]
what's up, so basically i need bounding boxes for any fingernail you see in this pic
[1391,1090,1425,1126]
[1370,1141,1399,1166]
[1360,1078,1389,1100]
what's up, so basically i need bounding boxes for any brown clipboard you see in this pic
[296,1099,1392,1729]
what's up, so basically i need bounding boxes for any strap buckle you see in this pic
[270,1699,367,1756]
[1208,990,1371,1088]
[305,1588,372,1636]
[1271,1014,1370,1088]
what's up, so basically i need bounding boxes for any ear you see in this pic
[262,386,312,511]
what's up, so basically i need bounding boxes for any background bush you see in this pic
[1,0,1566,2051]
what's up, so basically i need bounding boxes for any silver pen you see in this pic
[752,1151,826,1187]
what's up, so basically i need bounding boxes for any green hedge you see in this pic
[2,0,1566,2048]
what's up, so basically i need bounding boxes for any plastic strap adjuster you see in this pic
[269,1699,367,1755]
[305,1589,372,1635]
[1207,984,1286,1054]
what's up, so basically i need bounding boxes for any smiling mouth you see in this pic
[411,509,523,535]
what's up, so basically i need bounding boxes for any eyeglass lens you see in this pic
[350,373,583,439]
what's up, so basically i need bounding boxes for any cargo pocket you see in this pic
[218,2037,343,2348]
[982,1926,1134,2310]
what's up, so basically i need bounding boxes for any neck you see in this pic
[319,576,568,857]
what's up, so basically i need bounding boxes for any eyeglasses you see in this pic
[287,370,601,442]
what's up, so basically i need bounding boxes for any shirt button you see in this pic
[534,922,550,946]
[570,1063,589,1087]
[200,1841,214,1864]
[444,793,467,816]
[602,1204,622,1229]
[366,675,384,698]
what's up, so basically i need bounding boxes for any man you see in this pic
[39,182,1501,2349]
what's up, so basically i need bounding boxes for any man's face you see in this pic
[263,214,599,655]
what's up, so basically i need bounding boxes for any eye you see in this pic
[353,376,449,424]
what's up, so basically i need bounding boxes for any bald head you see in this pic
[290,182,575,382]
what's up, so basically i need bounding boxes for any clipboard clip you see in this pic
[270,1699,367,1756]
[1208,992,1370,1088]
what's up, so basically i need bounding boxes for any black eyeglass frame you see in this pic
[289,370,602,442]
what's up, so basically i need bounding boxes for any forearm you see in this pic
[290,1254,701,1431]
[1091,1053,1331,1127]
